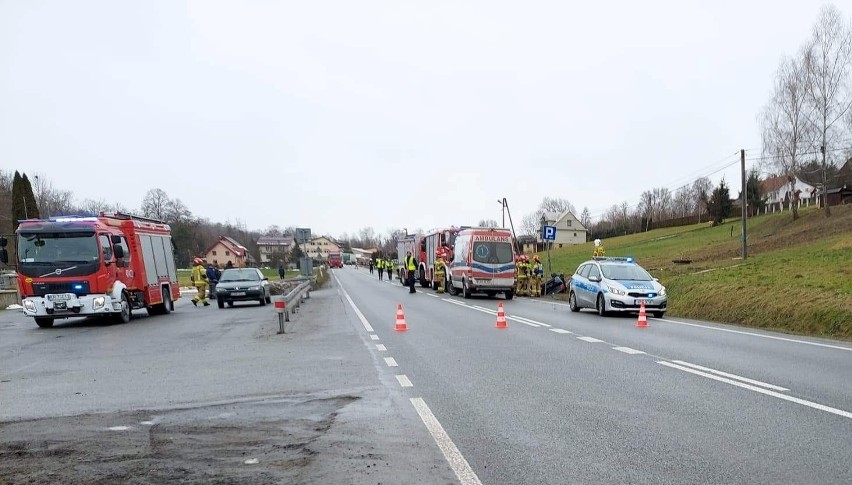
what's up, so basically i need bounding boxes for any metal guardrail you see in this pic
[272,279,313,334]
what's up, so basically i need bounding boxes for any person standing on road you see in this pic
[369,259,374,274]
[435,251,447,293]
[191,258,210,307]
[377,258,384,280]
[386,258,394,282]
[206,263,219,300]
[532,255,543,297]
[278,264,286,280]
[405,251,417,293]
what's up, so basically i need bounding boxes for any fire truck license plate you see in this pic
[47,293,73,302]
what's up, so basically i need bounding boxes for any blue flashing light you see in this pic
[73,284,83,290]
[626,257,634,263]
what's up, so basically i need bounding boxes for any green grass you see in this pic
[535,204,852,340]
[177,268,301,288]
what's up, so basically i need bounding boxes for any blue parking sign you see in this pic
[542,225,557,241]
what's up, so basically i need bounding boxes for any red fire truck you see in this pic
[396,227,462,288]
[12,212,180,328]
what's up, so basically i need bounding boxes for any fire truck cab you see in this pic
[14,212,180,328]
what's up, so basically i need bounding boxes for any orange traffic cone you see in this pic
[636,301,649,328]
[495,302,508,329]
[395,304,408,331]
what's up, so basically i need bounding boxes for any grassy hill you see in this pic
[536,204,852,340]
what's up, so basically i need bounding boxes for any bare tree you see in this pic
[803,4,852,216]
[141,188,171,220]
[477,219,499,227]
[579,207,591,228]
[761,55,813,219]
[672,186,694,217]
[691,177,713,221]
[653,187,673,220]
[520,213,539,236]
[78,199,129,215]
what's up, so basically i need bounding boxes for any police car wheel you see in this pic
[596,293,607,317]
[35,317,54,328]
[569,291,580,312]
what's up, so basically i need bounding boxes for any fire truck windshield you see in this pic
[17,232,101,277]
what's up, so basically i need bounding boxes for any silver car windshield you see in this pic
[219,269,260,282]
[601,264,652,281]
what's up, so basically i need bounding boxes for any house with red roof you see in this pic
[203,236,254,268]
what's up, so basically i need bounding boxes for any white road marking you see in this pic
[384,357,398,367]
[410,398,484,485]
[395,375,414,387]
[443,299,467,306]
[507,317,540,327]
[2,360,43,377]
[577,336,604,343]
[658,361,852,420]
[335,275,374,332]
[510,315,550,327]
[672,360,789,391]
[140,421,155,426]
[471,305,497,314]
[613,346,646,355]
[108,426,130,431]
[376,344,387,352]
[550,328,572,334]
[657,318,852,352]
[426,293,440,298]
[370,334,380,341]
[244,458,259,465]
[521,298,571,308]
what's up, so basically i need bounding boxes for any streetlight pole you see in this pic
[497,199,505,228]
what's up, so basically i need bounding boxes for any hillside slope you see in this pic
[539,205,852,340]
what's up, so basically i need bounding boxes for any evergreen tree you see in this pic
[21,173,40,220]
[707,179,733,224]
[11,171,24,230]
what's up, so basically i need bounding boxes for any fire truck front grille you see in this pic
[32,281,91,297]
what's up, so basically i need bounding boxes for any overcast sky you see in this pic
[1,1,847,237]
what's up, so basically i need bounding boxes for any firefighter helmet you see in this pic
[594,239,602,247]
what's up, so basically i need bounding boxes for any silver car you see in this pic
[568,257,667,318]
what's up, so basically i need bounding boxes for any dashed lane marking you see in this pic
[577,336,604,343]
[395,375,413,388]
[549,328,572,334]
[376,344,387,352]
[672,360,789,391]
[613,346,646,355]
[384,357,398,367]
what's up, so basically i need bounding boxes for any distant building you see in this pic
[761,175,817,212]
[257,235,294,264]
[539,210,588,248]
[204,236,252,268]
[302,236,341,261]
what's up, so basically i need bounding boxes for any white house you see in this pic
[761,175,817,212]
[301,236,341,260]
[538,210,588,248]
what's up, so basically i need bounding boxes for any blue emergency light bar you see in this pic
[593,256,635,263]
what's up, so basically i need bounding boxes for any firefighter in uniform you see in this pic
[377,258,384,280]
[190,257,210,307]
[386,258,394,281]
[593,239,605,258]
[435,250,447,293]
[517,255,529,296]
[532,255,543,297]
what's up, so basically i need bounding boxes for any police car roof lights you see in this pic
[592,256,635,263]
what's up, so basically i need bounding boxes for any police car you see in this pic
[568,257,667,318]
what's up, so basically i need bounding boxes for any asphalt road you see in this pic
[0,285,456,484]
[334,266,852,485]
[3,268,851,484]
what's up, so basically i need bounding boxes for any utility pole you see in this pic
[821,145,831,217]
[497,198,506,228]
[741,149,747,260]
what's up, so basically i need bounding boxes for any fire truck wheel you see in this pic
[35,317,54,328]
[161,288,172,314]
[114,293,132,324]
